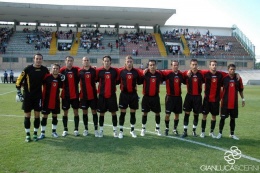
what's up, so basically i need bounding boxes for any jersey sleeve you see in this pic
[16,68,27,89]
[136,68,144,85]
[238,78,244,92]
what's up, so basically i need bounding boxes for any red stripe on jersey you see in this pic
[84,73,94,100]
[104,73,111,98]
[48,81,58,109]
[149,77,156,96]
[126,74,133,92]
[228,81,235,109]
[174,78,180,96]
[166,80,170,95]
[209,77,218,102]
[192,76,199,95]
[67,72,76,99]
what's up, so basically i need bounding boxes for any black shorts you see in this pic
[220,108,238,119]
[80,98,97,110]
[183,94,202,114]
[165,95,182,114]
[62,98,79,110]
[141,95,161,113]
[42,107,60,115]
[202,99,220,116]
[119,92,139,110]
[97,93,118,113]
[22,95,42,112]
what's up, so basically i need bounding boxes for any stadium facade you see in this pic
[0,2,255,71]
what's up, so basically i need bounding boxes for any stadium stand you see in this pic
[119,32,161,57]
[0,27,13,54]
[7,30,50,54]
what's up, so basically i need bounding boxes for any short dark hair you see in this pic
[227,63,236,69]
[190,58,198,63]
[171,60,179,65]
[149,59,156,64]
[34,53,43,59]
[65,56,74,60]
[52,63,60,69]
[103,55,111,61]
[209,60,217,64]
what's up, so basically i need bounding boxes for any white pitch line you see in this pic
[0,90,16,96]
[1,114,260,163]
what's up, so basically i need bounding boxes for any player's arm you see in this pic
[114,67,120,85]
[219,70,240,80]
[238,77,245,107]
[239,90,245,107]
[136,68,144,85]
[15,69,27,102]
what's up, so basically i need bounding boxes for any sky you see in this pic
[2,0,260,61]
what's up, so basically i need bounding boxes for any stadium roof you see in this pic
[0,2,176,26]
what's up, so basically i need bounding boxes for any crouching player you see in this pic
[38,63,64,139]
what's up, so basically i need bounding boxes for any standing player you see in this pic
[60,56,80,137]
[181,59,204,138]
[79,56,99,137]
[199,60,227,138]
[38,63,64,139]
[118,55,143,138]
[216,64,245,140]
[161,60,185,136]
[16,53,49,142]
[96,55,119,137]
[140,60,163,136]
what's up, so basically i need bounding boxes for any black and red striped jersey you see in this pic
[202,70,226,102]
[221,75,244,109]
[184,70,204,96]
[96,67,119,98]
[42,74,63,109]
[161,70,185,96]
[119,67,143,93]
[60,66,80,99]
[143,70,163,96]
[78,66,97,100]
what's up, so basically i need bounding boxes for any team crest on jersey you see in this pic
[193,78,197,82]
[212,78,216,82]
[69,74,73,78]
[175,79,179,83]
[230,83,234,87]
[152,79,155,82]
[128,75,132,79]
[53,83,56,87]
[86,74,89,78]
[106,75,110,79]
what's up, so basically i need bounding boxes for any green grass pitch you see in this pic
[0,84,259,173]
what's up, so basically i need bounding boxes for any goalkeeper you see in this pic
[16,53,49,142]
